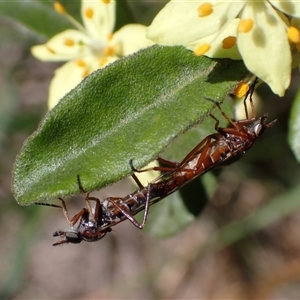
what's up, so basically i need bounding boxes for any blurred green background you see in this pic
[2,1,300,298]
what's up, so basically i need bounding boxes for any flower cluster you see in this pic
[32,0,153,108]
[147,0,300,96]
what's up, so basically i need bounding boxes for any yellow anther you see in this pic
[222,36,236,49]
[99,57,108,67]
[104,46,116,56]
[234,82,249,98]
[53,1,66,14]
[194,44,211,56]
[107,32,113,41]
[197,3,213,17]
[75,59,86,67]
[238,19,254,33]
[46,45,56,54]
[85,8,94,19]
[102,0,111,3]
[64,38,75,46]
[288,26,300,43]
[82,69,90,78]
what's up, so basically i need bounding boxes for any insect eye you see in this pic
[65,232,81,244]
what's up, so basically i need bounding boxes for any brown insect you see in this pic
[36,179,112,246]
[44,79,277,245]
[94,79,276,230]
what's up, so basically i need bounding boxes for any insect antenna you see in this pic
[35,197,73,225]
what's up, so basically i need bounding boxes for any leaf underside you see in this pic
[12,45,250,205]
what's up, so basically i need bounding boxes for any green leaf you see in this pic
[288,88,300,162]
[12,45,250,205]
[0,1,73,38]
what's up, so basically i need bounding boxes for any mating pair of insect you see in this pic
[37,80,276,246]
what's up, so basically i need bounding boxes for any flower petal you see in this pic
[97,55,118,68]
[237,2,291,96]
[48,60,86,109]
[31,29,90,61]
[187,18,241,59]
[113,24,154,56]
[131,160,160,188]
[48,55,119,109]
[147,0,244,45]
[270,0,300,19]
[81,0,116,38]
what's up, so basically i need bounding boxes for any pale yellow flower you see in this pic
[32,0,153,109]
[132,160,161,188]
[147,0,300,97]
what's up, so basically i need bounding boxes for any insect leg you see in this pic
[76,175,98,222]
[140,183,152,228]
[106,197,144,229]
